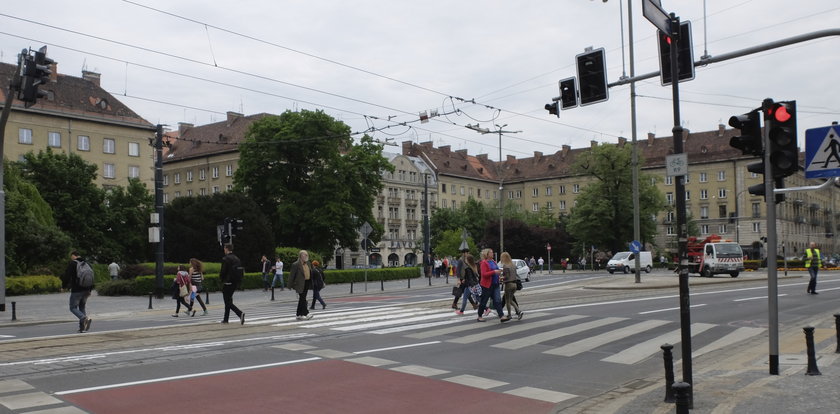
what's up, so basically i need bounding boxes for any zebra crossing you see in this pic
[250,305,767,366]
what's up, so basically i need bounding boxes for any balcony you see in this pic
[404,219,419,228]
[810,203,821,211]
[376,195,384,204]
[405,199,418,207]
[387,198,401,206]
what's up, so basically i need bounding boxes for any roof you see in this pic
[0,62,152,128]
[163,113,271,163]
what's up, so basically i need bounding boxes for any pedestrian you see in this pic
[455,253,479,315]
[538,256,544,272]
[260,255,272,291]
[108,260,120,280]
[220,243,245,324]
[309,260,327,310]
[528,257,536,273]
[271,256,285,290]
[477,248,509,323]
[172,265,196,318]
[561,258,567,273]
[499,252,523,320]
[189,258,208,316]
[805,241,822,294]
[290,250,314,320]
[61,251,94,333]
[434,257,442,278]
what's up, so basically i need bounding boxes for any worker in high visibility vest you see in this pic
[805,241,822,295]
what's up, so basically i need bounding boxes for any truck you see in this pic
[607,251,652,274]
[686,234,744,277]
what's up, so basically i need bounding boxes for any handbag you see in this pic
[515,280,523,291]
[178,283,189,297]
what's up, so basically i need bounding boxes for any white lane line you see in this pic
[638,304,706,315]
[353,341,441,355]
[491,317,625,350]
[544,319,671,357]
[601,323,716,365]
[734,294,787,302]
[693,327,766,358]
[55,357,321,395]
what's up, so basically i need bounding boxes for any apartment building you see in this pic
[0,63,155,189]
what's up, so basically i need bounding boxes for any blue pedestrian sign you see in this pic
[805,125,840,178]
[629,240,641,254]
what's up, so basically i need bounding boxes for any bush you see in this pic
[120,263,155,279]
[96,279,136,296]
[5,275,62,295]
[744,260,760,270]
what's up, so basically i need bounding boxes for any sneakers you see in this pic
[240,313,246,325]
[183,310,190,316]
[202,311,208,316]
[483,309,491,317]
[171,314,180,317]
[83,318,92,332]
[305,314,313,320]
[517,311,524,320]
[322,304,326,309]
[455,310,464,315]
[476,317,486,322]
[191,310,197,317]
[500,316,511,323]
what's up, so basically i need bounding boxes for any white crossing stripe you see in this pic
[260,307,406,326]
[543,319,671,357]
[390,365,449,377]
[444,374,508,389]
[504,386,578,403]
[405,312,552,339]
[369,318,464,334]
[331,311,456,331]
[693,326,766,358]
[491,316,626,350]
[601,323,716,365]
[450,315,588,345]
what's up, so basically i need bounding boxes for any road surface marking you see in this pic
[734,294,787,302]
[693,327,766,358]
[504,386,578,403]
[369,318,463,334]
[543,319,671,356]
[490,316,624,349]
[0,391,64,410]
[390,364,449,377]
[601,323,716,365]
[444,374,508,389]
[353,341,440,355]
[331,311,456,331]
[406,312,551,339]
[638,304,706,314]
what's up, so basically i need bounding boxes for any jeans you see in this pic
[271,273,285,289]
[262,272,270,289]
[69,290,91,324]
[222,283,242,322]
[311,288,325,308]
[296,279,311,316]
[477,284,504,318]
[808,267,819,292]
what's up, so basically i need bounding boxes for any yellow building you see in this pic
[0,63,155,189]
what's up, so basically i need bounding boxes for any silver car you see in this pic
[512,259,531,282]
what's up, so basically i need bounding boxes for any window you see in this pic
[18,128,33,144]
[573,200,578,208]
[129,142,140,157]
[187,190,193,197]
[701,224,709,234]
[103,163,115,179]
[174,191,181,198]
[532,188,539,197]
[719,224,728,234]
[532,203,539,212]
[667,226,675,235]
[199,188,206,196]
[753,222,761,232]
[700,206,709,219]
[199,168,206,180]
[226,184,233,191]
[163,193,168,204]
[700,189,708,200]
[48,132,61,147]
[441,183,447,193]
[719,205,728,218]
[103,138,115,154]
[450,185,455,194]
[128,165,140,178]
[163,174,169,186]
[750,172,759,178]
[546,201,553,210]
[684,174,690,184]
[572,184,580,193]
[477,188,482,198]
[699,172,708,183]
[77,135,90,151]
[559,185,566,195]
[718,188,727,198]
[460,186,465,196]
[212,186,220,193]
[515,190,522,199]
[226,164,233,177]
[545,187,552,196]
[469,188,474,197]
[666,211,675,222]
[508,191,514,199]
[187,171,193,182]
[718,171,726,181]
[174,173,181,184]
[212,167,219,178]
[559,200,566,210]
[442,199,448,208]
[752,202,761,218]
[685,191,690,200]
[665,176,673,185]
[666,192,674,205]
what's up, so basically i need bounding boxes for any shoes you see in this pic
[517,312,524,320]
[476,318,486,322]
[451,304,459,310]
[171,314,179,317]
[240,313,246,325]
[296,316,303,320]
[220,320,229,324]
[183,310,190,316]
[322,304,326,309]
[202,311,208,316]
[811,291,819,295]
[455,310,464,315]
[305,314,313,320]
[483,309,491,317]
[84,318,92,332]
[500,316,511,323]
[309,306,315,310]
[191,310,197,317]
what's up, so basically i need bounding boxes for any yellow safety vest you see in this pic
[805,248,822,268]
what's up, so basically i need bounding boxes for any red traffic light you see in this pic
[771,104,792,122]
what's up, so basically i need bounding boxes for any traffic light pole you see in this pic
[153,125,166,297]
[0,58,20,312]
[762,98,780,375]
[667,14,694,408]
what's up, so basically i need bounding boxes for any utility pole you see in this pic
[423,172,431,283]
[0,53,23,312]
[152,124,166,297]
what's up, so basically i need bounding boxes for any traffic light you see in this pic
[544,102,558,117]
[18,46,54,108]
[657,21,695,86]
[765,100,798,179]
[575,48,608,106]
[728,109,762,156]
[559,77,578,110]
[748,177,786,204]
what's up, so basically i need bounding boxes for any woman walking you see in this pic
[477,248,509,323]
[499,252,523,320]
[455,253,479,315]
[309,260,327,310]
[189,258,208,316]
[172,265,195,317]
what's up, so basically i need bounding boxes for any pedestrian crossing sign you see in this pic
[805,125,840,178]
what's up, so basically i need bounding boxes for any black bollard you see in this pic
[350,280,354,294]
[381,278,384,291]
[804,326,822,375]
[661,343,676,403]
[205,290,209,305]
[11,301,16,321]
[672,382,691,414]
[271,287,275,301]
[834,314,840,354]
[408,276,411,289]
[148,293,153,310]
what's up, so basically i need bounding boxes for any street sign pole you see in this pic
[547,243,552,274]
[762,98,780,375]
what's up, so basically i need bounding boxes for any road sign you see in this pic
[665,153,688,176]
[629,240,641,254]
[359,221,373,239]
[546,243,552,251]
[805,125,840,178]
[643,0,670,34]
[369,247,381,253]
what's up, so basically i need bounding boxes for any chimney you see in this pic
[718,123,726,137]
[533,151,543,162]
[455,149,467,156]
[49,62,58,82]
[402,141,413,155]
[178,122,194,135]
[647,132,655,146]
[81,70,100,86]
[226,111,243,125]
[420,141,433,149]
[476,154,488,162]
[590,140,598,150]
[618,137,627,146]
[440,145,451,154]
[506,155,516,163]
[561,145,571,158]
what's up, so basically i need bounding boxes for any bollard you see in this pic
[271,287,275,301]
[428,275,432,286]
[11,301,16,321]
[673,382,691,414]
[205,290,209,305]
[381,278,384,291]
[350,280,354,294]
[834,314,840,354]
[408,276,411,289]
[661,343,676,403]
[148,293,153,310]
[804,326,822,375]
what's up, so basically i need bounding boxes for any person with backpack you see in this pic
[61,251,94,333]
[455,253,479,315]
[290,250,314,320]
[220,243,245,325]
[172,265,196,318]
[309,260,327,310]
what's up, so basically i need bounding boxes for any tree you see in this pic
[234,110,393,259]
[18,149,108,259]
[103,178,154,263]
[4,162,70,274]
[567,143,665,253]
[433,229,476,259]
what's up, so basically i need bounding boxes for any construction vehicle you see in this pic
[686,234,744,277]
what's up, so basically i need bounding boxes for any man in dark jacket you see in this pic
[220,244,245,324]
[289,250,314,320]
[62,251,93,333]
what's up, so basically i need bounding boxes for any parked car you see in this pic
[512,259,531,282]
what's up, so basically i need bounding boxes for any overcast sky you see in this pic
[1,0,838,161]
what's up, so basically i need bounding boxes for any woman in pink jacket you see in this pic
[477,248,510,322]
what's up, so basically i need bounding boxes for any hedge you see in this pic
[5,275,62,295]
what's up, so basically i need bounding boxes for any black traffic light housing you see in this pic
[544,102,559,117]
[657,21,695,86]
[575,48,608,106]
[728,109,762,156]
[765,100,798,179]
[18,46,54,108]
[559,77,578,110]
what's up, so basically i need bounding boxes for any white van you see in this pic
[607,251,652,274]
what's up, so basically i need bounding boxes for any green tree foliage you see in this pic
[430,197,493,249]
[18,149,107,259]
[164,192,274,271]
[234,110,393,258]
[103,178,154,263]
[4,162,70,274]
[567,143,665,253]
[433,229,477,259]
[482,217,568,261]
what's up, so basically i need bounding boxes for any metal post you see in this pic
[271,287,275,301]
[11,301,16,320]
[0,52,23,313]
[661,343,676,403]
[762,98,780,375]
[148,293,153,309]
[381,278,384,291]
[628,0,642,284]
[804,326,821,375]
[423,173,431,284]
[673,382,691,414]
[350,279,354,294]
[499,128,504,254]
[834,314,840,354]
[205,290,209,304]
[153,124,166,298]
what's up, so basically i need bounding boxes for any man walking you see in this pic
[538,257,545,272]
[108,260,120,280]
[805,241,822,295]
[271,257,285,290]
[220,244,245,324]
[290,250,314,320]
[62,251,93,333]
